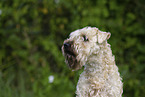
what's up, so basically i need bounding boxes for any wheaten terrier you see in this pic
[62,27,123,97]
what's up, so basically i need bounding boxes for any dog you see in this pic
[62,27,123,97]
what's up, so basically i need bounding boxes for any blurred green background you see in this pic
[0,0,145,97]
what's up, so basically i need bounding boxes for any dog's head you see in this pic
[62,27,111,71]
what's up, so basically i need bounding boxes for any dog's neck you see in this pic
[84,55,104,74]
[84,43,115,74]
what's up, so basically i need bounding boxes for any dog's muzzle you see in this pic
[62,41,79,70]
[63,42,75,56]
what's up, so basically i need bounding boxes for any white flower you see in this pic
[48,75,54,83]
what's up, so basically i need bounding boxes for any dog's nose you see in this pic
[64,43,71,49]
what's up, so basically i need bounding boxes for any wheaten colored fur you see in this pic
[62,27,123,97]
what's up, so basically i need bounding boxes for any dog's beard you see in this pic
[65,53,78,69]
[62,47,81,71]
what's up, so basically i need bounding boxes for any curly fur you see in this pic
[62,27,123,97]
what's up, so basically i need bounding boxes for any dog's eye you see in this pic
[82,35,89,42]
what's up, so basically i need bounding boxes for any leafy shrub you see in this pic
[0,0,145,97]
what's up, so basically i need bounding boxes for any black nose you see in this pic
[64,43,71,49]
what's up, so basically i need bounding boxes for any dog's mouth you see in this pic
[64,49,79,70]
[62,42,80,70]
[65,50,76,57]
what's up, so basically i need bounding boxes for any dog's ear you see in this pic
[97,31,111,43]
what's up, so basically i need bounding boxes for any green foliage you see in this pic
[0,0,145,97]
